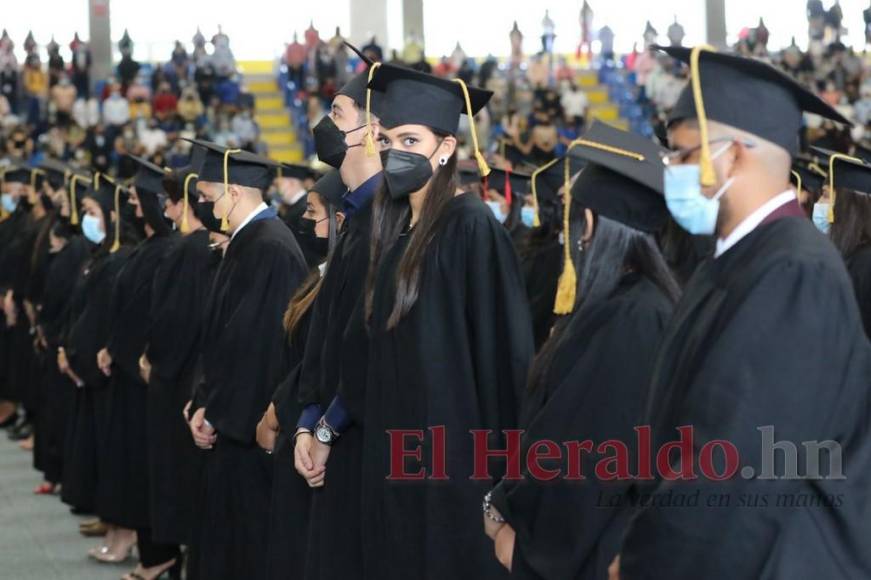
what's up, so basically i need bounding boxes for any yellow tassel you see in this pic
[69,174,81,225]
[791,170,801,203]
[453,78,490,177]
[530,157,560,229]
[93,171,101,191]
[221,148,242,233]
[689,45,717,187]
[30,168,45,192]
[826,152,862,224]
[181,172,198,234]
[364,62,382,156]
[110,184,122,253]
[553,153,577,315]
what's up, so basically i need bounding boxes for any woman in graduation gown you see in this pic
[257,170,346,580]
[96,158,178,575]
[133,166,219,580]
[33,216,90,492]
[60,175,136,517]
[485,122,680,580]
[815,150,871,337]
[358,64,534,579]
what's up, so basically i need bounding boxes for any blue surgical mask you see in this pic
[663,143,734,235]
[486,200,507,224]
[812,202,831,234]
[1,193,17,213]
[521,206,536,228]
[81,214,106,244]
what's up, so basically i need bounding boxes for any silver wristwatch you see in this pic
[315,417,339,446]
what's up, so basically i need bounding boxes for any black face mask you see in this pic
[380,147,438,199]
[295,216,329,269]
[194,200,223,233]
[312,115,364,169]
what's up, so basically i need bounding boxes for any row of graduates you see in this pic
[0,41,869,580]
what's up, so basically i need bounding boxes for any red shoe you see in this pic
[33,482,57,495]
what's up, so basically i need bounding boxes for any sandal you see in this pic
[121,557,180,580]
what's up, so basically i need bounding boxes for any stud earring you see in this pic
[439,156,448,166]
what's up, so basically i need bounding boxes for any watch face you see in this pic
[316,425,332,443]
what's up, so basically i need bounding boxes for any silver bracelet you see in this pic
[482,491,505,523]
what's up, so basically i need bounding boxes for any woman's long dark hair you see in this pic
[831,186,871,258]
[283,195,340,339]
[529,199,681,391]
[365,129,458,330]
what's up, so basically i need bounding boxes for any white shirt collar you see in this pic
[714,190,796,258]
[231,202,268,241]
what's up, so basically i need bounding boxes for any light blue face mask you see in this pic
[81,214,106,244]
[486,200,507,224]
[1,193,18,213]
[521,206,536,228]
[812,202,831,234]
[663,143,734,235]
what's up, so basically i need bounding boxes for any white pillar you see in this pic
[705,0,728,48]
[402,0,424,49]
[89,0,113,88]
[350,0,389,51]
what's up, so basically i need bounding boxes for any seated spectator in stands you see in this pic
[231,108,259,152]
[72,97,100,129]
[127,79,153,121]
[103,83,130,145]
[560,82,588,132]
[178,85,205,125]
[211,115,239,148]
[138,117,168,156]
[306,94,326,129]
[84,122,112,172]
[153,81,179,121]
[214,77,240,106]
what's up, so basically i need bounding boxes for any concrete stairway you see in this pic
[238,60,304,163]
[576,69,628,130]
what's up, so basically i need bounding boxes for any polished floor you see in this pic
[0,436,122,579]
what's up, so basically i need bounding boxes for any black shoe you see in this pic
[0,411,16,429]
[8,422,32,441]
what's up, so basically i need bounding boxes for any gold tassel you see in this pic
[453,78,490,177]
[530,157,560,228]
[221,149,242,232]
[689,45,717,187]
[0,167,7,220]
[826,152,862,223]
[364,62,382,156]
[181,172,198,234]
[791,170,801,203]
[553,153,577,315]
[110,184,122,253]
[30,168,45,192]
[69,174,82,225]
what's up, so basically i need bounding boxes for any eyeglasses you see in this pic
[662,137,756,166]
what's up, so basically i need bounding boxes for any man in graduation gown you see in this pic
[186,139,308,580]
[274,162,317,230]
[614,47,871,579]
[291,43,383,580]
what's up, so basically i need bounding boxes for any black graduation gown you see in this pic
[33,236,90,484]
[297,202,373,580]
[194,213,307,580]
[0,209,28,401]
[266,308,313,580]
[846,244,871,339]
[361,193,534,580]
[61,246,133,512]
[145,229,216,545]
[488,274,674,580]
[620,214,871,579]
[521,237,563,351]
[99,232,176,529]
[3,210,38,406]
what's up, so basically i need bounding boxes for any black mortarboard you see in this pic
[187,138,279,192]
[4,165,31,184]
[38,158,71,189]
[568,121,669,233]
[530,156,586,215]
[338,42,378,107]
[310,169,347,208]
[130,155,169,195]
[790,157,827,196]
[810,146,871,223]
[458,163,481,186]
[277,162,319,182]
[660,46,850,163]
[483,167,531,206]
[368,63,492,136]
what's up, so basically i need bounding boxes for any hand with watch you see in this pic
[295,417,338,488]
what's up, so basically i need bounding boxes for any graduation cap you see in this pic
[338,41,376,106]
[568,121,669,232]
[658,45,851,188]
[81,173,125,249]
[368,63,494,177]
[129,154,170,195]
[38,158,72,189]
[99,174,129,252]
[187,138,280,231]
[529,155,586,226]
[790,157,827,197]
[483,167,531,206]
[309,169,347,208]
[277,162,319,182]
[3,164,31,185]
[458,162,482,186]
[67,170,92,225]
[811,146,871,223]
